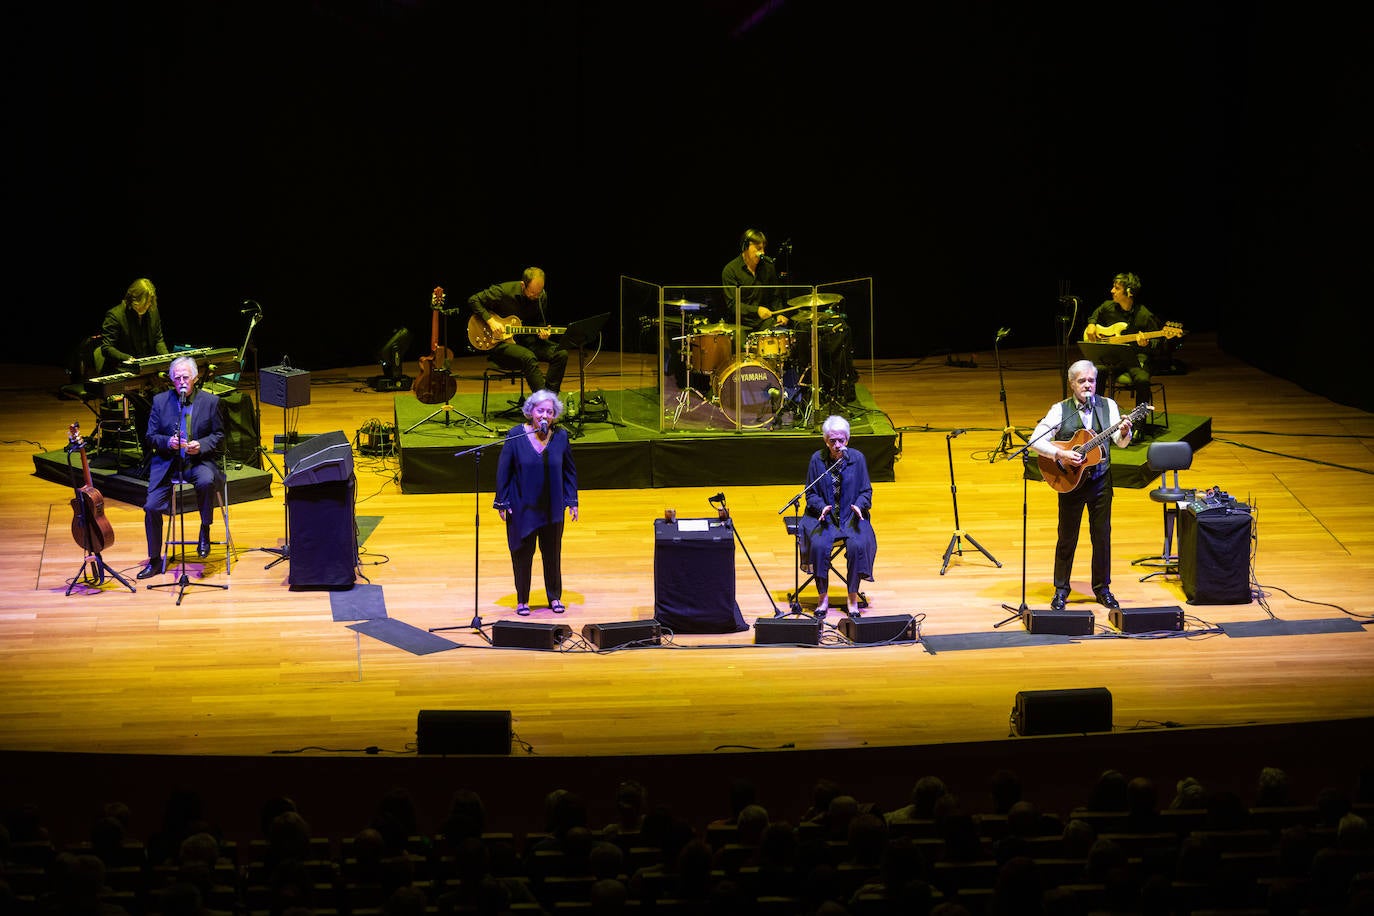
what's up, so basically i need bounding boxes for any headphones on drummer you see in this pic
[740,229,766,253]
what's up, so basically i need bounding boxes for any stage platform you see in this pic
[32,446,274,508]
[393,384,903,493]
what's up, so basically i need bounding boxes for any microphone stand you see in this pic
[994,421,1061,627]
[711,493,781,618]
[940,429,1001,575]
[430,435,508,639]
[777,450,847,620]
[988,327,1030,462]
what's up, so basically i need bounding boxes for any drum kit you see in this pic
[664,293,845,429]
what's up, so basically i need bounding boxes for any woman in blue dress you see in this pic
[494,390,579,615]
[799,415,876,619]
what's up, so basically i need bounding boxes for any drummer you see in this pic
[721,228,788,332]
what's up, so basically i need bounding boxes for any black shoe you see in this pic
[1095,589,1120,610]
[197,526,211,558]
[136,560,164,580]
[1050,588,1069,611]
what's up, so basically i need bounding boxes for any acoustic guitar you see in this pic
[67,422,115,554]
[467,313,567,351]
[1087,320,1185,343]
[1037,402,1152,493]
[413,287,458,405]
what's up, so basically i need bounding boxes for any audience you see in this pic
[4,759,1373,915]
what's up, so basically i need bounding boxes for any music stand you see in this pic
[562,312,620,439]
[1075,341,1137,374]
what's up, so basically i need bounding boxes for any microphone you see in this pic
[709,492,725,503]
[538,418,549,434]
[759,254,774,263]
[996,327,1010,341]
[1058,295,1080,303]
[240,300,261,315]
[950,428,967,438]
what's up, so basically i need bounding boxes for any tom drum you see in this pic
[689,330,734,375]
[746,329,796,362]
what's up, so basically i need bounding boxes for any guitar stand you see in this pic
[940,429,1001,575]
[68,553,134,595]
[403,388,492,435]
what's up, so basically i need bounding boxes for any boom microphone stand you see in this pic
[430,436,507,639]
[994,423,1059,627]
[988,327,1030,462]
[710,492,782,617]
[940,429,1001,575]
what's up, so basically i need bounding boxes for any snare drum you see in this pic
[746,329,796,362]
[713,358,783,429]
[689,329,734,375]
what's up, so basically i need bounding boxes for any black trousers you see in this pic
[1053,467,1113,593]
[510,520,565,604]
[143,461,218,560]
[488,339,568,394]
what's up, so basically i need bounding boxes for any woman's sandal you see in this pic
[550,600,566,614]
[516,604,531,616]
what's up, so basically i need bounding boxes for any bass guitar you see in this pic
[413,286,458,405]
[467,313,567,351]
[1037,402,1152,493]
[1087,320,1185,343]
[67,422,115,554]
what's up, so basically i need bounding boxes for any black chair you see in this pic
[783,516,868,610]
[480,359,526,421]
[1133,440,1193,580]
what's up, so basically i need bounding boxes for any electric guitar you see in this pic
[67,423,115,554]
[467,314,567,351]
[1087,320,1185,343]
[1037,402,1152,493]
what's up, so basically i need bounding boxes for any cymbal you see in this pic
[786,292,844,309]
[663,298,703,309]
[693,321,736,334]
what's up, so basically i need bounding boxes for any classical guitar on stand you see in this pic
[1087,320,1185,343]
[414,286,458,405]
[467,314,567,351]
[67,423,115,554]
[1038,402,1152,493]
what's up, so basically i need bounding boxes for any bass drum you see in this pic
[713,359,782,429]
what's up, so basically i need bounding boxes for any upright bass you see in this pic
[414,286,458,405]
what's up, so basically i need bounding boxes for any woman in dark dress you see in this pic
[494,389,579,615]
[799,415,876,619]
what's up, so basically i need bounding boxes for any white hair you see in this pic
[1067,359,1097,383]
[522,389,565,421]
[821,415,850,437]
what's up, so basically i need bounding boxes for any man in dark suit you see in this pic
[139,355,224,578]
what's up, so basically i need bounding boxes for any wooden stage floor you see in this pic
[3,334,1373,762]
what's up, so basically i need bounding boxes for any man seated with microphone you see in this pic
[138,355,225,579]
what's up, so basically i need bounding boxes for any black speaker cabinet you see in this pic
[1179,509,1252,604]
[285,431,357,591]
[582,620,662,649]
[1023,609,1095,636]
[838,614,916,644]
[491,620,572,650]
[260,364,312,409]
[1110,606,1184,633]
[416,710,512,755]
[754,616,821,645]
[1013,687,1113,736]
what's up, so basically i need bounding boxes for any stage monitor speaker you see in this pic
[838,614,916,644]
[492,620,572,650]
[1110,606,1184,633]
[1013,687,1113,736]
[416,710,512,755]
[582,620,662,649]
[284,430,354,484]
[1023,609,1095,636]
[754,616,821,646]
[260,364,312,409]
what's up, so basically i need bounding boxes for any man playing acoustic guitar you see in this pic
[1030,359,1134,612]
[467,266,568,396]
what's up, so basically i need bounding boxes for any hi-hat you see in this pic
[786,292,844,308]
[694,321,736,334]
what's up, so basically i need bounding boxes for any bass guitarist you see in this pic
[1030,359,1134,612]
[467,266,568,396]
[1083,271,1172,404]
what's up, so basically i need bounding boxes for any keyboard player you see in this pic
[99,278,168,463]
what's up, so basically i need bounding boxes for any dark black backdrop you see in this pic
[9,2,1367,408]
